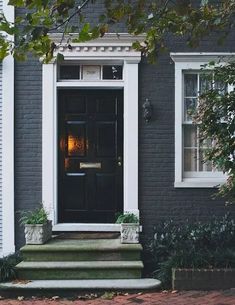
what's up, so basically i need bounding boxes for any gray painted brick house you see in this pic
[1,0,235,259]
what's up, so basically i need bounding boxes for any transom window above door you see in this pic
[58,64,123,81]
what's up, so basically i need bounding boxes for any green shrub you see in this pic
[0,252,21,282]
[115,213,139,224]
[148,214,235,288]
[19,205,49,225]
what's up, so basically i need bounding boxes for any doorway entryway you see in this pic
[58,89,123,223]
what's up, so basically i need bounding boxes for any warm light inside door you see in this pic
[68,134,85,156]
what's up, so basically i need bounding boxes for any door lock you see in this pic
[118,161,122,166]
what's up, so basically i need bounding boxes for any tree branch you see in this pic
[49,0,91,32]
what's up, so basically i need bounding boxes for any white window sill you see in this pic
[174,178,226,188]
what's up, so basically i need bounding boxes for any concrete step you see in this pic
[16,261,144,280]
[21,238,142,261]
[0,279,161,297]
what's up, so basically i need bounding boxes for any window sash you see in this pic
[182,71,225,175]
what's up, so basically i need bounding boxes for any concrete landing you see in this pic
[21,238,143,251]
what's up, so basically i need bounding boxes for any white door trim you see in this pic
[1,0,15,255]
[42,34,142,231]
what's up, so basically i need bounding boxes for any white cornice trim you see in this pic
[50,33,146,45]
[170,52,235,63]
[49,33,144,61]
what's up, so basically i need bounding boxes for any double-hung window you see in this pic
[171,53,232,188]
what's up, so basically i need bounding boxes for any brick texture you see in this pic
[172,269,235,290]
[15,57,42,248]
[0,291,235,305]
[14,3,235,251]
[138,32,235,244]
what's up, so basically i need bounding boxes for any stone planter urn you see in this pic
[120,223,139,244]
[24,220,52,245]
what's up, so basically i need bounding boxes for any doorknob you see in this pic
[117,156,122,167]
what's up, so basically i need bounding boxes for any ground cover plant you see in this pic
[148,214,235,288]
[0,252,21,282]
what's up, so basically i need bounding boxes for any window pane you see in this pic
[67,123,86,157]
[184,98,197,121]
[199,74,212,93]
[103,65,123,80]
[82,65,101,80]
[199,150,212,171]
[184,125,197,148]
[184,74,197,97]
[184,149,197,171]
[59,65,80,80]
[214,80,227,94]
[200,137,212,149]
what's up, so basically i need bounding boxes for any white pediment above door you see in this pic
[49,33,145,62]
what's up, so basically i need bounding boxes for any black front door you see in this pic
[58,89,123,223]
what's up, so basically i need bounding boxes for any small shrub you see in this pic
[0,252,21,282]
[115,213,139,224]
[19,205,49,225]
[148,214,235,288]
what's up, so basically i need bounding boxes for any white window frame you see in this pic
[42,34,143,231]
[171,53,235,188]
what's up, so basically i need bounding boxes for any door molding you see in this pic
[42,33,142,231]
[2,0,15,255]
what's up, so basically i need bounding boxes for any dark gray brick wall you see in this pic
[14,5,235,249]
[15,58,42,248]
[139,32,235,240]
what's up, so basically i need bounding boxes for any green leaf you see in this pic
[56,52,64,63]
[78,23,92,42]
[8,0,24,6]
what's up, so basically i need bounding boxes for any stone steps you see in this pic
[10,236,162,293]
[16,237,145,281]
[16,260,143,280]
[21,238,142,261]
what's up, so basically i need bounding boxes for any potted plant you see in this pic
[20,205,52,245]
[115,213,140,244]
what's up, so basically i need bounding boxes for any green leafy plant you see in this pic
[194,60,235,204]
[19,205,49,225]
[0,252,22,282]
[1,1,235,62]
[148,214,235,288]
[115,212,139,224]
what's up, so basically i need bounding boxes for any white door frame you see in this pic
[42,34,142,231]
[1,0,15,255]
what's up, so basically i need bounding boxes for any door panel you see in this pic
[58,89,123,223]
[95,173,116,210]
[96,122,116,157]
[64,175,87,210]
